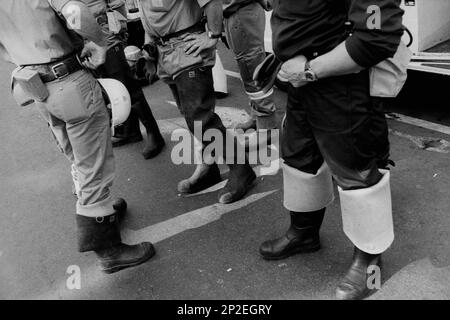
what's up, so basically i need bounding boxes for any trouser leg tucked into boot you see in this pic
[260,209,325,260]
[336,170,393,299]
[132,100,165,159]
[76,212,155,274]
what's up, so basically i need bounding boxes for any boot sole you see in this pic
[260,243,321,261]
[100,247,156,274]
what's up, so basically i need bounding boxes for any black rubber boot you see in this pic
[336,247,382,300]
[178,163,222,194]
[218,163,256,204]
[96,242,156,274]
[132,100,165,159]
[259,209,325,260]
[111,109,143,148]
[76,212,155,274]
[112,198,127,220]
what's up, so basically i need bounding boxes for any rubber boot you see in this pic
[218,163,256,204]
[133,100,165,159]
[113,198,127,220]
[178,163,222,194]
[76,212,155,274]
[259,209,325,260]
[336,247,382,300]
[111,108,143,147]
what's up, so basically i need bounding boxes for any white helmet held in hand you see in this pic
[97,78,131,133]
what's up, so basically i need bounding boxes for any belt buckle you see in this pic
[51,62,70,80]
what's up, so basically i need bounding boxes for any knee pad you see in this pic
[339,170,394,254]
[283,161,335,212]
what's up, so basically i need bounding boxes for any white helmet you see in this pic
[97,78,131,133]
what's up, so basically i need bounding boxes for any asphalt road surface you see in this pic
[0,46,449,300]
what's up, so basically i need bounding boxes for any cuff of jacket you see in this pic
[345,34,391,69]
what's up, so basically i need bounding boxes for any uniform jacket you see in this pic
[272,0,404,68]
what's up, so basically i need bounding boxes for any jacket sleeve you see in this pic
[345,0,404,68]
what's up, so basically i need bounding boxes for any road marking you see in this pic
[387,113,450,136]
[122,190,278,245]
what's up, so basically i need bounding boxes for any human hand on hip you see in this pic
[182,32,218,57]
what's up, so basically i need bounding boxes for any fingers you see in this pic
[192,46,203,57]
[185,42,200,55]
[82,58,99,70]
[80,47,89,58]
[182,34,198,41]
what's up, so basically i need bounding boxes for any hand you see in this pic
[182,32,218,57]
[278,55,308,88]
[256,0,273,11]
[80,41,107,69]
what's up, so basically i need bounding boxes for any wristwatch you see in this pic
[207,31,222,40]
[303,60,318,82]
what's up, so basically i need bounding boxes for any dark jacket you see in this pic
[272,0,404,68]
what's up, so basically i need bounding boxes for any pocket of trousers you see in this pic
[56,73,96,125]
[160,43,204,78]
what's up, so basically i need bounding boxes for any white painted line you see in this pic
[387,113,450,136]
[122,190,278,245]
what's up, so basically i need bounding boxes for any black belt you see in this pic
[155,19,206,45]
[33,55,83,83]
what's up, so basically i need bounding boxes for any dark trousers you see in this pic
[167,66,227,143]
[282,69,390,190]
[100,44,144,104]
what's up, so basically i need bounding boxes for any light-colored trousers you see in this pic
[35,70,116,218]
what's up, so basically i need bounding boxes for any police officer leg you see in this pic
[260,85,333,260]
[309,71,393,299]
[171,67,256,202]
[130,89,165,159]
[224,2,277,130]
[40,71,155,273]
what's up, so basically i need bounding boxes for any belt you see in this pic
[155,19,206,45]
[33,55,83,83]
